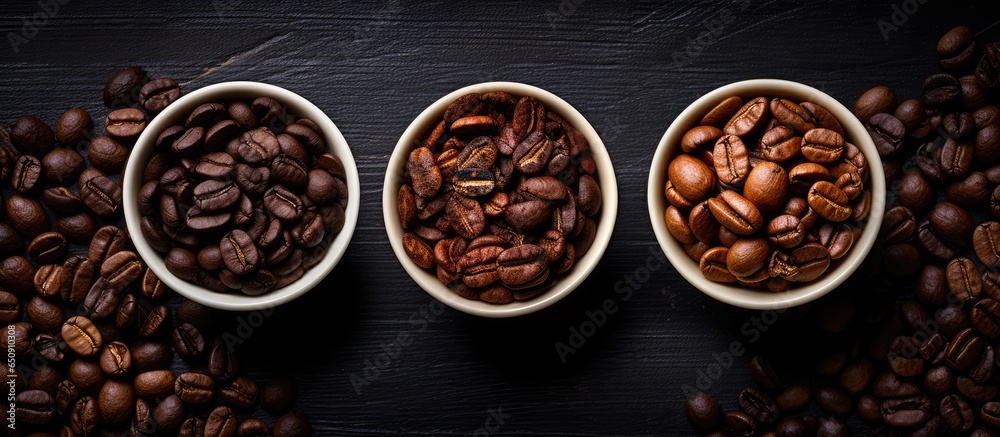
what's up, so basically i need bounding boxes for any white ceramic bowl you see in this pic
[384,82,619,318]
[123,81,360,311]
[648,79,886,309]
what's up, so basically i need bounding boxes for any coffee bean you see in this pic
[882,395,932,427]
[10,115,55,157]
[938,26,976,69]
[219,376,258,410]
[273,409,312,437]
[131,342,172,374]
[738,386,779,424]
[6,194,50,238]
[239,419,271,437]
[175,372,216,404]
[27,231,68,265]
[219,230,260,275]
[801,128,845,163]
[816,386,853,416]
[207,340,240,383]
[78,167,122,216]
[10,154,43,195]
[204,405,238,437]
[140,78,181,112]
[724,411,758,437]
[724,96,768,136]
[154,394,186,432]
[971,298,1000,337]
[105,107,146,140]
[99,341,131,377]
[668,155,716,204]
[855,86,897,124]
[684,392,723,430]
[134,369,176,399]
[173,323,205,359]
[140,305,171,338]
[62,316,102,357]
[708,190,763,236]
[713,134,750,186]
[743,161,788,214]
[867,113,905,158]
[16,390,55,425]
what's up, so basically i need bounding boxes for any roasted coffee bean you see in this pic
[708,191,763,236]
[99,341,131,377]
[855,86,897,124]
[62,316,102,357]
[924,73,962,106]
[879,206,916,245]
[867,113,905,158]
[260,378,295,415]
[724,97,768,136]
[801,128,844,163]
[106,107,146,140]
[27,231,68,265]
[140,77,181,112]
[26,295,65,332]
[208,340,240,383]
[100,250,142,290]
[727,238,769,278]
[175,372,216,404]
[140,305,171,338]
[82,278,120,321]
[816,386,853,416]
[699,247,736,283]
[930,202,975,247]
[79,167,122,216]
[219,230,260,275]
[759,125,802,163]
[154,394,186,432]
[738,387,779,424]
[15,390,55,425]
[7,193,50,238]
[10,115,55,157]
[204,405,239,437]
[946,328,985,370]
[713,134,750,185]
[668,154,716,203]
[134,370,176,399]
[41,186,81,215]
[743,161,788,213]
[97,379,133,424]
[724,411,758,437]
[219,376,258,409]
[132,341,172,373]
[946,257,981,301]
[173,323,205,359]
[971,298,1000,337]
[239,419,271,437]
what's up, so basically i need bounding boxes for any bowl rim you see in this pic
[647,79,886,310]
[122,81,361,311]
[383,81,619,318]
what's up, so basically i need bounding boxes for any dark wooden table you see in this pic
[3,0,1000,435]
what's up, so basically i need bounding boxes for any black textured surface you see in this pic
[2,0,1000,435]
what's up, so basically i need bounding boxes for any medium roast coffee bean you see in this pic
[854,86,897,124]
[62,316,102,357]
[105,107,146,140]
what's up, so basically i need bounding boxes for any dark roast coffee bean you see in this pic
[154,394,186,432]
[686,392,722,430]
[239,419,271,437]
[738,387,779,424]
[219,376,258,409]
[10,115,55,157]
[9,154,41,194]
[7,193,50,238]
[205,405,239,437]
[83,278,121,320]
[132,342,172,373]
[272,410,312,437]
[175,372,216,404]
[867,113,905,158]
[139,78,180,112]
[971,298,1000,337]
[260,378,295,415]
[924,73,961,106]
[208,340,240,383]
[78,168,122,216]
[15,390,55,425]
[140,305,171,338]
[27,231,68,265]
[173,323,205,359]
[105,107,146,140]
[42,186,81,215]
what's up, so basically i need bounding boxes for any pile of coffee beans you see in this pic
[686,26,1000,436]
[2,67,312,436]
[140,98,348,296]
[398,92,602,303]
[664,96,870,290]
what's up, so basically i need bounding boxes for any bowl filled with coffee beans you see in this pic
[384,82,618,317]
[123,81,360,310]
[648,79,886,309]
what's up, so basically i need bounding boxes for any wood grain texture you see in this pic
[2,0,1000,434]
